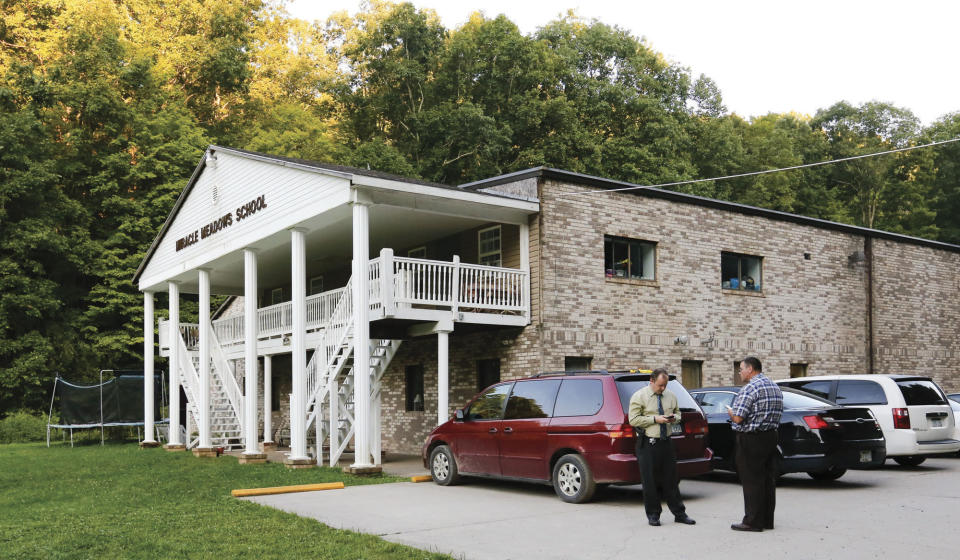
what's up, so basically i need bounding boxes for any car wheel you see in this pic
[893,455,926,467]
[429,445,461,485]
[552,454,596,504]
[807,466,846,481]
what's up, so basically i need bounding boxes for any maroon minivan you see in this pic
[422,371,713,503]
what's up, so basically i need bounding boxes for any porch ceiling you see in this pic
[165,203,509,295]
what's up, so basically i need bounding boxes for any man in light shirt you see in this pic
[629,369,696,527]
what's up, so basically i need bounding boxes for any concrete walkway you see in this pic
[243,456,960,560]
[226,447,429,478]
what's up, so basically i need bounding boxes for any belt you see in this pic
[739,428,776,434]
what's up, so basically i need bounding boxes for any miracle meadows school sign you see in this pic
[175,195,268,251]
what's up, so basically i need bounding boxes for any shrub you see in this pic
[0,410,49,443]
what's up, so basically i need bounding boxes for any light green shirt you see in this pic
[628,385,682,438]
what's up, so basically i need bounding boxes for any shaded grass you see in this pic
[0,443,453,559]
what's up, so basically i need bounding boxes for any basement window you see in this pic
[405,365,425,412]
[721,252,762,291]
[604,236,656,280]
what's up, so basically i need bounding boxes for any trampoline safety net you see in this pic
[57,374,163,425]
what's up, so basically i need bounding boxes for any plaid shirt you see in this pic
[731,373,783,432]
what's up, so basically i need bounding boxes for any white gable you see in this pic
[138,149,351,291]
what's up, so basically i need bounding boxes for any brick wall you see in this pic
[871,239,960,390]
[533,178,959,393]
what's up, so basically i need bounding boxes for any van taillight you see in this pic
[803,415,831,430]
[892,408,911,429]
[683,415,709,435]
[609,424,635,439]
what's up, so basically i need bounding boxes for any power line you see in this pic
[558,136,960,198]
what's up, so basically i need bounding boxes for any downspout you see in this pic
[864,236,875,375]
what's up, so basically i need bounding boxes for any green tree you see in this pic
[811,101,933,235]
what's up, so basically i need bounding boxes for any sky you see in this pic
[286,0,960,126]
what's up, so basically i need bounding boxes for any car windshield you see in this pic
[896,379,947,405]
[616,378,700,414]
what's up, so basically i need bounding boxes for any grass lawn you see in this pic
[0,442,453,559]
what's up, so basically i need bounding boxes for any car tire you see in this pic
[807,466,846,481]
[552,454,596,503]
[429,445,461,486]
[893,455,926,467]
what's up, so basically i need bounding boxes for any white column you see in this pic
[167,282,182,446]
[263,355,273,444]
[198,269,212,449]
[351,198,372,468]
[437,330,451,426]
[289,228,308,460]
[142,291,157,444]
[242,249,260,456]
[520,221,530,318]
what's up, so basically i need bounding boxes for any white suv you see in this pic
[777,375,960,466]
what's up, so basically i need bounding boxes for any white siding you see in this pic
[139,151,351,290]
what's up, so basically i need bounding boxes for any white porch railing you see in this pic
[158,255,528,357]
[213,288,348,347]
[382,254,527,313]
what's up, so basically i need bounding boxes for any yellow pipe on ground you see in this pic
[410,475,433,483]
[231,482,345,497]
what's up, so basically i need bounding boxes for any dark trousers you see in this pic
[635,437,686,518]
[735,430,779,528]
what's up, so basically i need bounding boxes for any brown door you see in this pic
[681,360,703,389]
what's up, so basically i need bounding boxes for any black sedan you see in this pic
[691,387,886,480]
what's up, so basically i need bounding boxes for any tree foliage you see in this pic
[1,0,957,413]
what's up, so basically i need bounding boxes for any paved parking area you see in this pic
[245,457,960,559]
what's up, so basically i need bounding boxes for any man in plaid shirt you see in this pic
[727,356,783,532]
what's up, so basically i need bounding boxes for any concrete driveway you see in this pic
[244,457,960,559]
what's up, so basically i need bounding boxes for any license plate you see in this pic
[930,419,943,428]
[860,450,872,463]
[671,423,683,435]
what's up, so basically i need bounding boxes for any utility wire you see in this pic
[559,136,960,198]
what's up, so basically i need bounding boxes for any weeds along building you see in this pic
[135,145,960,462]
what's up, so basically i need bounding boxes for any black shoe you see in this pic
[731,523,763,532]
[648,516,661,526]
[675,515,696,525]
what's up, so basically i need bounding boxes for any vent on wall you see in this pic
[212,184,219,205]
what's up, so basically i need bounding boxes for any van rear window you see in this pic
[896,380,946,406]
[616,379,700,414]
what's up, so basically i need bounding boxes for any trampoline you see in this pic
[46,370,167,446]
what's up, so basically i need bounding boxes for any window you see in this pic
[309,276,324,296]
[836,380,888,405]
[270,287,283,305]
[407,246,427,259]
[405,365,424,412]
[477,359,501,392]
[695,391,736,413]
[790,363,808,378]
[504,380,561,419]
[564,356,592,371]
[681,360,703,389]
[782,391,831,409]
[554,379,604,417]
[788,380,833,400]
[466,383,513,420]
[604,236,655,280]
[896,380,947,406]
[733,361,743,386]
[721,251,762,291]
[478,225,501,267]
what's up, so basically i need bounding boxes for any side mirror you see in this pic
[454,409,465,422]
